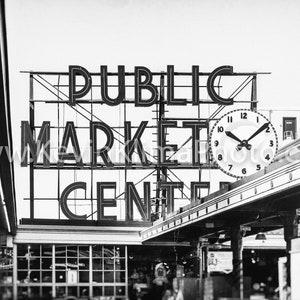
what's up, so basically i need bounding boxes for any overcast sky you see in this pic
[5,0,300,219]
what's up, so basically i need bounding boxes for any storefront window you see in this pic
[15,243,127,299]
[0,247,13,299]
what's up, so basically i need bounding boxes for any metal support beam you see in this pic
[231,226,244,299]
[281,211,299,287]
[156,74,168,219]
[251,75,257,111]
[29,75,34,219]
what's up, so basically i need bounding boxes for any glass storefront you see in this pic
[2,243,195,299]
[0,247,13,300]
[15,244,127,299]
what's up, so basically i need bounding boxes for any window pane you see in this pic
[17,271,28,282]
[55,246,66,257]
[92,245,102,257]
[41,245,52,256]
[41,271,52,282]
[67,257,78,267]
[116,285,126,296]
[29,257,40,269]
[79,271,89,283]
[31,270,40,283]
[41,257,52,270]
[79,286,89,297]
[92,271,102,283]
[115,246,125,258]
[17,244,28,257]
[55,257,66,268]
[56,286,66,298]
[29,245,40,257]
[104,286,114,296]
[79,246,89,257]
[17,257,27,270]
[104,259,114,270]
[67,245,78,257]
[67,286,77,296]
[93,286,103,297]
[56,271,66,282]
[116,258,126,270]
[93,258,103,270]
[79,258,89,270]
[104,271,114,283]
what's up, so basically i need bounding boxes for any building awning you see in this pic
[0,0,17,235]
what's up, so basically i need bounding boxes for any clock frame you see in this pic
[209,109,278,178]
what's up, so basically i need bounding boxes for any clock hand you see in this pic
[246,122,270,142]
[225,131,243,144]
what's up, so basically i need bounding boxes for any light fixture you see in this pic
[218,233,226,240]
[255,232,266,240]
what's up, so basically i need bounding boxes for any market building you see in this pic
[1,2,300,300]
[1,64,298,300]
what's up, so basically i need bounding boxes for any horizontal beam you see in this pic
[20,218,151,227]
[21,70,271,76]
[29,163,218,170]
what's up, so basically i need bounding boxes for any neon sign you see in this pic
[20,65,256,223]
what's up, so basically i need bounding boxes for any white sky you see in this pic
[5,0,300,220]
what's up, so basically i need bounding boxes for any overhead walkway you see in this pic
[141,139,300,244]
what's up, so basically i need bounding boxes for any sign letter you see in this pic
[90,122,114,167]
[60,182,87,220]
[97,182,117,220]
[59,122,83,166]
[135,66,158,107]
[21,121,50,167]
[69,65,92,106]
[101,65,125,106]
[158,121,178,165]
[207,66,234,105]
[167,65,187,105]
[183,121,208,165]
[125,182,150,221]
[125,121,149,166]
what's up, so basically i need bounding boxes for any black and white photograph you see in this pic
[0,0,300,299]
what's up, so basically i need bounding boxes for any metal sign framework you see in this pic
[22,68,265,224]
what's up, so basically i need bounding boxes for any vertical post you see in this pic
[90,87,93,220]
[198,239,205,299]
[124,102,128,221]
[156,74,167,219]
[250,75,257,112]
[13,243,17,300]
[281,211,299,288]
[125,246,128,299]
[57,76,61,219]
[29,74,34,219]
[89,245,93,297]
[52,244,56,298]
[231,226,244,299]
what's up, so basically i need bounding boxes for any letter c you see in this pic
[60,182,87,220]
[207,66,234,105]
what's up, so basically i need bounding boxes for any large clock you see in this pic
[209,109,278,178]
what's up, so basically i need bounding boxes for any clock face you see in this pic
[209,109,278,178]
